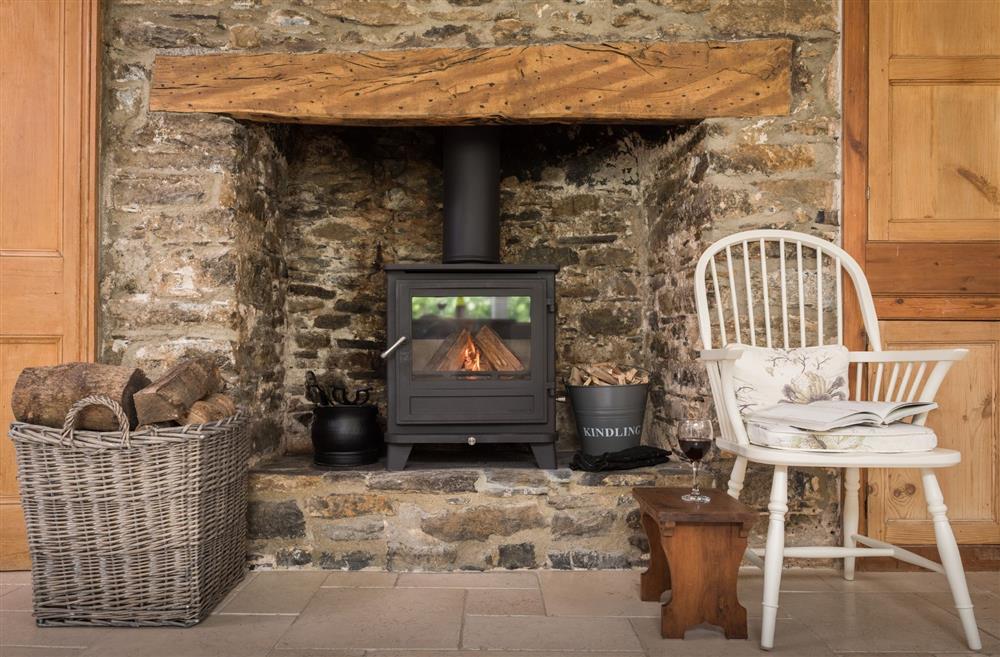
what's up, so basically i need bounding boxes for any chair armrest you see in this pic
[848,348,968,363]
[698,348,743,362]
[849,349,968,412]
[698,349,751,445]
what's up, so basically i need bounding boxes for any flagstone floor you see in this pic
[0,568,997,657]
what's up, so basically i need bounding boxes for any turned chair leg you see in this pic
[727,456,748,500]
[843,467,861,581]
[921,469,982,651]
[760,465,788,651]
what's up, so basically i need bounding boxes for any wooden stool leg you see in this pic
[639,513,670,601]
[659,523,748,640]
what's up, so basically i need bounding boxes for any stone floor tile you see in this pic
[0,571,31,586]
[77,614,295,657]
[918,590,1000,639]
[218,571,326,614]
[0,585,32,612]
[461,615,644,652]
[395,572,537,589]
[538,570,662,618]
[784,591,998,653]
[0,611,110,649]
[210,571,256,615]
[465,587,546,615]
[630,616,835,656]
[966,572,1000,596]
[321,571,398,588]
[275,587,464,651]
[818,570,955,593]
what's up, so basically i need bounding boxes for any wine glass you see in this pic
[677,419,714,503]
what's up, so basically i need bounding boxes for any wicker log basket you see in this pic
[8,395,250,627]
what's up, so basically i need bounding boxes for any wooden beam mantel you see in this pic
[150,40,792,126]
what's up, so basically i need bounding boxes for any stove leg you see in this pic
[530,443,557,469]
[386,444,412,471]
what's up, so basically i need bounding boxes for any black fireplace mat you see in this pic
[569,445,671,472]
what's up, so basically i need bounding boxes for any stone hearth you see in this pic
[248,451,841,571]
[247,451,700,571]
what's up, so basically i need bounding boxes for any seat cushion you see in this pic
[727,344,850,417]
[746,422,938,453]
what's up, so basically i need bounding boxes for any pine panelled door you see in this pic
[847,0,1000,564]
[0,0,99,570]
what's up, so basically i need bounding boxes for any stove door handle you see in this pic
[380,336,407,359]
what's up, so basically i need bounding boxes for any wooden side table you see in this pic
[632,487,756,639]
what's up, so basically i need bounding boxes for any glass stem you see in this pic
[691,461,700,495]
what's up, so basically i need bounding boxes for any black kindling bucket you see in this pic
[568,381,649,456]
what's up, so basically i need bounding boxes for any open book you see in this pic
[747,400,938,432]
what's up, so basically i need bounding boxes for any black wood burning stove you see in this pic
[380,127,558,471]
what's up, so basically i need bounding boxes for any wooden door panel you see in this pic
[0,0,65,254]
[865,242,1000,296]
[869,322,1000,545]
[0,338,61,570]
[869,0,1000,243]
[889,85,1000,240]
[0,0,98,570]
[890,0,1000,57]
[852,0,1000,561]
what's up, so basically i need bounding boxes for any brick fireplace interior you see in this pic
[100,0,843,570]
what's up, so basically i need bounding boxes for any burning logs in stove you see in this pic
[426,326,524,372]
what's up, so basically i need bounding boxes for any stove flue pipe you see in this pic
[442,126,501,264]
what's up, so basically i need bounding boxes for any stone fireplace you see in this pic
[100,0,843,569]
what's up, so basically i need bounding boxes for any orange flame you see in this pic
[462,341,483,371]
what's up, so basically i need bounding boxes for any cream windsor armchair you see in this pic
[694,229,981,651]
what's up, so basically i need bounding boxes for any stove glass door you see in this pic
[393,277,549,425]
[410,294,531,380]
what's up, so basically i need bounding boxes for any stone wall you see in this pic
[100,0,843,548]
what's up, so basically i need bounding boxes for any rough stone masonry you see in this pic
[99,0,844,565]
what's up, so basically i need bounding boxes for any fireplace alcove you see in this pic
[146,39,793,569]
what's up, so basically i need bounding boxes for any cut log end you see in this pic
[570,363,649,386]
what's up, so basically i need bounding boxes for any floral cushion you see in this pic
[746,422,937,453]
[726,344,850,418]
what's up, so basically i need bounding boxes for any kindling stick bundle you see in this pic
[569,363,649,386]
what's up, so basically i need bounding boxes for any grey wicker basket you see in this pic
[8,394,250,627]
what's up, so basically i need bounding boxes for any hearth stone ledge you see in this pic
[246,453,709,572]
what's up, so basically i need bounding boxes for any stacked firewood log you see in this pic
[568,363,649,386]
[11,358,237,431]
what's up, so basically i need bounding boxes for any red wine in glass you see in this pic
[678,438,712,462]
[678,419,713,503]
